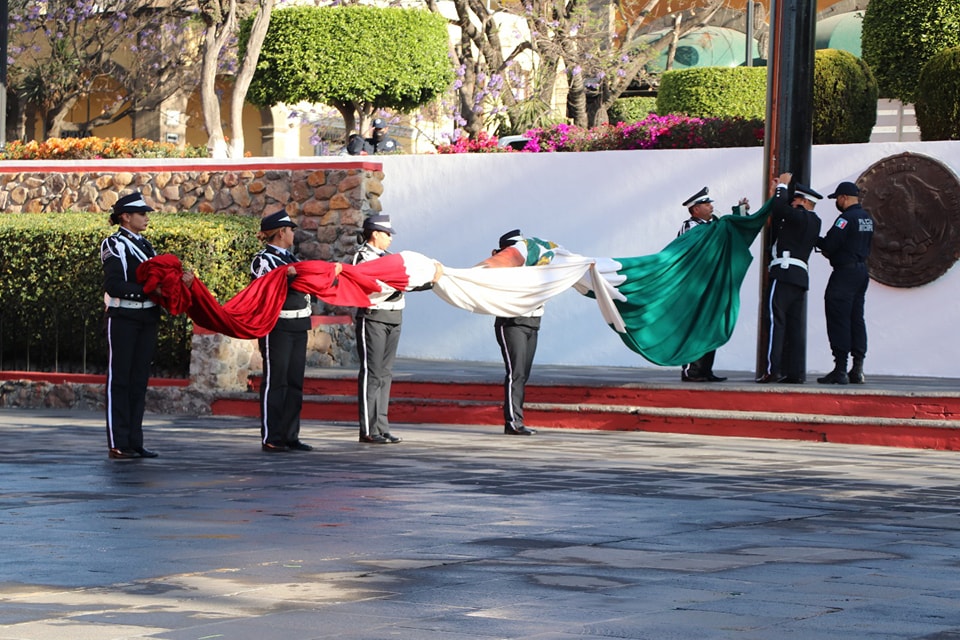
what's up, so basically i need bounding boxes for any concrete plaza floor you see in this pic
[3,408,960,639]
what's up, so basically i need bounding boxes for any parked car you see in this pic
[498,135,530,150]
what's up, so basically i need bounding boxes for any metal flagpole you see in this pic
[0,0,8,146]
[756,0,818,380]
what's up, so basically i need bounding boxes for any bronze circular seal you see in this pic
[857,152,960,288]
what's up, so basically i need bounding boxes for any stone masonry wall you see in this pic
[0,163,384,262]
[0,161,380,413]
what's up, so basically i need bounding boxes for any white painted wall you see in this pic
[371,140,960,378]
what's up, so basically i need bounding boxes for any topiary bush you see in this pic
[656,67,767,119]
[0,213,260,376]
[915,47,960,141]
[812,49,878,144]
[862,0,960,104]
[245,5,452,133]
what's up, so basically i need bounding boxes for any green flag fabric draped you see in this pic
[602,199,772,366]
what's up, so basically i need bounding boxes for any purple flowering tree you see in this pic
[7,0,201,140]
[542,0,725,127]
[425,0,727,138]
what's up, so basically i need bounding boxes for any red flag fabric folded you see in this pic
[137,253,416,339]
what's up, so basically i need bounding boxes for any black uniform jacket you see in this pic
[816,203,874,268]
[769,185,822,290]
[101,228,160,320]
[352,243,403,325]
[251,245,311,332]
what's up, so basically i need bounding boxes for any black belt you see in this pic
[834,262,865,270]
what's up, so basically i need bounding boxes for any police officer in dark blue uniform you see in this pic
[344,130,373,156]
[816,181,874,385]
[102,191,192,459]
[758,173,822,384]
[251,210,316,451]
[366,118,400,154]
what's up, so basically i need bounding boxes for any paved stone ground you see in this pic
[3,409,960,639]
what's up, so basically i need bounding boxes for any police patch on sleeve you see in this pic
[835,219,848,229]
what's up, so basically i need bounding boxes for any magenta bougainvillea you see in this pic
[437,114,765,153]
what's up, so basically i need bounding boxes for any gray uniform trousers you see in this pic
[495,316,540,430]
[356,313,401,437]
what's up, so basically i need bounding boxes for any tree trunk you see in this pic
[333,103,357,137]
[200,23,228,158]
[459,63,484,138]
[200,0,237,159]
[228,0,274,158]
[44,97,77,139]
[566,66,588,127]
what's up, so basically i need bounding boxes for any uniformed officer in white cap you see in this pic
[251,209,316,452]
[677,186,716,236]
[677,186,749,382]
[353,214,404,444]
[758,172,822,384]
[102,190,195,459]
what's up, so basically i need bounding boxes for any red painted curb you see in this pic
[211,391,960,451]
[289,378,960,422]
[0,371,189,387]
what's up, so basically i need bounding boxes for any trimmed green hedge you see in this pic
[608,97,658,124]
[656,67,767,119]
[813,49,878,144]
[0,213,261,376]
[915,47,960,141]
[655,56,877,144]
[246,6,452,114]
[862,0,960,104]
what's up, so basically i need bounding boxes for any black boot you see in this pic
[817,352,849,385]
[848,355,865,384]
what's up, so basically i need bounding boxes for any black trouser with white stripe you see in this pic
[682,350,716,379]
[765,279,807,378]
[105,310,159,451]
[495,317,540,430]
[356,316,401,437]
[258,325,307,447]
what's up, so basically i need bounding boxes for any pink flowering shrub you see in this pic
[525,114,764,152]
[436,131,510,154]
[438,114,764,153]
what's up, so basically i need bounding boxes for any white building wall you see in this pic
[370,140,960,378]
[871,99,922,143]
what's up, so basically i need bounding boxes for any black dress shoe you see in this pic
[781,376,805,384]
[359,434,389,444]
[681,373,708,382]
[108,448,140,459]
[287,441,314,451]
[135,447,159,458]
[505,426,537,436]
[382,433,402,443]
[261,442,289,452]
[755,373,787,384]
[705,374,727,382]
[817,370,849,385]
